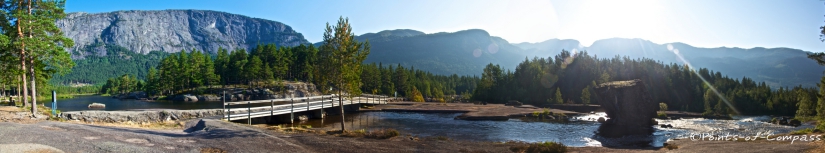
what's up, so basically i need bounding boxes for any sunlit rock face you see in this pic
[57,10,309,57]
[594,79,657,138]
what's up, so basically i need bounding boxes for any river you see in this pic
[285,111,813,147]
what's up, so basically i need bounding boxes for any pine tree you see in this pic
[797,89,816,117]
[245,56,263,87]
[146,67,158,95]
[554,87,563,104]
[214,47,230,87]
[817,76,825,118]
[202,53,219,88]
[316,17,371,132]
[581,86,591,105]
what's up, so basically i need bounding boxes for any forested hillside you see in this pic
[514,38,825,88]
[50,44,169,85]
[359,29,525,76]
[473,50,817,116]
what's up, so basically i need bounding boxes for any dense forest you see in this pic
[99,43,480,102]
[472,50,821,117]
[50,44,169,85]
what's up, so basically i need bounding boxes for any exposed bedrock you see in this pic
[594,79,657,138]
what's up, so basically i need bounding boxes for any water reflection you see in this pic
[44,95,223,112]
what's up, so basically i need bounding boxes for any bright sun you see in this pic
[558,0,667,45]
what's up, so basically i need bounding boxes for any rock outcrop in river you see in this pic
[593,79,657,138]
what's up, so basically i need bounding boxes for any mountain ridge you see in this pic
[57,9,310,57]
[54,10,823,88]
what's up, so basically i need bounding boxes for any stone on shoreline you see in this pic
[88,103,105,109]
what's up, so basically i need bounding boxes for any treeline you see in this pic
[473,50,820,116]
[97,43,481,101]
[99,74,142,95]
[50,44,169,85]
[360,63,479,101]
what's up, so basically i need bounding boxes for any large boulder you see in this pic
[173,94,199,102]
[594,79,657,138]
[125,91,147,99]
[196,95,220,102]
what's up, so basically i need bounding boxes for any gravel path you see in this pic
[0,119,312,152]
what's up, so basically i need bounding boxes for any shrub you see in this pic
[657,112,667,119]
[366,128,400,139]
[790,128,814,135]
[341,129,367,137]
[817,121,825,131]
[663,143,678,150]
[510,141,567,153]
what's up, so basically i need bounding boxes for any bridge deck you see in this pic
[224,94,390,121]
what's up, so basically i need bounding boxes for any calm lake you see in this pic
[44,95,223,112]
[50,95,810,147]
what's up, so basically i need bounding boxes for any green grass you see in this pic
[790,128,815,135]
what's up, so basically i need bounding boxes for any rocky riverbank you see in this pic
[61,109,223,123]
[365,102,582,121]
[115,82,322,102]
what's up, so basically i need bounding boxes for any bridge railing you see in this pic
[222,93,392,123]
[223,94,338,122]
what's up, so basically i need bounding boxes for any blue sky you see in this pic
[66,0,825,52]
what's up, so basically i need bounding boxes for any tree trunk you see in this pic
[17,0,28,108]
[30,59,37,116]
[20,60,27,108]
[28,0,36,116]
[339,89,345,132]
[16,82,20,105]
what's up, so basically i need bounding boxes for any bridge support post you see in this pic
[321,95,324,115]
[311,109,325,119]
[270,100,274,123]
[247,101,251,125]
[222,91,225,121]
[290,97,294,124]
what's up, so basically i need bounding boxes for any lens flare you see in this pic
[487,43,499,54]
[561,49,578,69]
[472,48,482,57]
[666,44,740,115]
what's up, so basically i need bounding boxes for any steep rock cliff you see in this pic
[57,10,309,57]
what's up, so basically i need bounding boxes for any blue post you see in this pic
[51,90,56,115]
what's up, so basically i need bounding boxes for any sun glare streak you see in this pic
[667,44,740,115]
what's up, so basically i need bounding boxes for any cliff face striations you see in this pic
[56,10,309,57]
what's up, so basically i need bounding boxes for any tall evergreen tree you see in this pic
[581,86,591,105]
[316,16,370,132]
[818,77,825,118]
[554,87,563,104]
[214,47,230,87]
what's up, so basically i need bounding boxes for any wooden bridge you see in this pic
[223,94,392,124]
